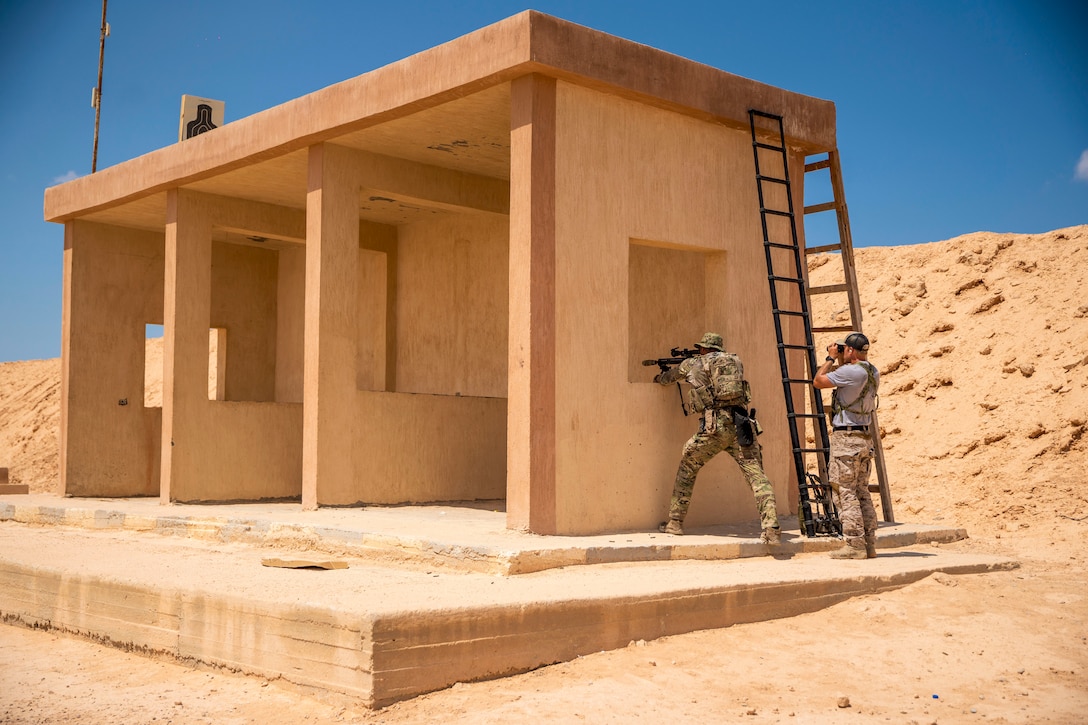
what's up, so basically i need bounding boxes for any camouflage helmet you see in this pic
[696,332,723,351]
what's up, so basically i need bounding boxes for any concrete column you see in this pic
[302,144,360,509]
[161,190,213,502]
[59,222,81,496]
[507,75,557,533]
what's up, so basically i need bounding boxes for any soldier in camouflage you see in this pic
[655,332,781,546]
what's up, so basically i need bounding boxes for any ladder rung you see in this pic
[761,208,792,218]
[784,377,816,384]
[772,309,807,317]
[754,141,785,152]
[811,325,854,334]
[805,158,831,172]
[769,274,803,284]
[787,412,826,420]
[808,283,850,295]
[778,343,813,351]
[868,484,881,493]
[765,241,798,251]
[794,447,830,454]
[804,201,838,214]
[757,175,788,185]
[805,242,844,254]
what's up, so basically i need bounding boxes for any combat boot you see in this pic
[829,544,867,560]
[865,535,877,559]
[759,527,781,546]
[658,519,683,536]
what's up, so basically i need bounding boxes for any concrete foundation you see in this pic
[0,495,1016,707]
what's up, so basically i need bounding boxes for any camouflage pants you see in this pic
[829,430,878,549]
[667,413,779,530]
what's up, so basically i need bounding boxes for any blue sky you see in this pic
[1,1,1084,362]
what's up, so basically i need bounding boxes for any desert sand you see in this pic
[1,226,1086,723]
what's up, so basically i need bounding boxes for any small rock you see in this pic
[837,696,851,708]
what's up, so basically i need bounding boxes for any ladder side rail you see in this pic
[828,150,865,328]
[750,110,839,537]
[813,151,894,523]
[750,111,815,535]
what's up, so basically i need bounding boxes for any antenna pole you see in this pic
[91,0,108,173]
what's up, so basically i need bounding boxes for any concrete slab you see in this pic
[0,494,1017,707]
[1,494,967,574]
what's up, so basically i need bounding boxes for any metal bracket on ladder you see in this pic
[748,109,840,537]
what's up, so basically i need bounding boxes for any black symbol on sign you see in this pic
[186,104,218,138]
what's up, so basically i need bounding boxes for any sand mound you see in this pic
[3,226,1086,535]
[808,225,1088,535]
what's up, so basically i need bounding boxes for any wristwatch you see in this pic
[825,356,835,362]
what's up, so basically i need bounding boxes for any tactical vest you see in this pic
[831,360,879,416]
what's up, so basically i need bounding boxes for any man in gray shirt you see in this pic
[814,332,880,559]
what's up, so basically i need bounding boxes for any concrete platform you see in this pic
[0,494,1018,707]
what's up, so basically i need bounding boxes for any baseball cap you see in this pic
[843,332,870,351]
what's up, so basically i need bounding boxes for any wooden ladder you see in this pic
[802,151,894,523]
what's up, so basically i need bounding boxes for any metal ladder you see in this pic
[748,110,840,537]
[801,149,894,523]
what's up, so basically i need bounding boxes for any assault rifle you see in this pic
[641,347,700,372]
[642,347,700,415]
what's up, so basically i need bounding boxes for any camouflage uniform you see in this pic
[657,348,779,533]
[828,429,878,550]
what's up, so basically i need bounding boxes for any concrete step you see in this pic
[0,497,1017,708]
[1,494,970,575]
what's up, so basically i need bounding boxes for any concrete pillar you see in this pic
[161,190,213,502]
[303,144,360,509]
[507,75,557,533]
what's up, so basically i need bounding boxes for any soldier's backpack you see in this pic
[708,352,749,407]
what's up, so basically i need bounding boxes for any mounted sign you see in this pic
[178,95,225,141]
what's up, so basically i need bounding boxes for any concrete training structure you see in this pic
[44,11,836,536]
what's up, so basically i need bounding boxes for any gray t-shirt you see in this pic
[827,361,879,427]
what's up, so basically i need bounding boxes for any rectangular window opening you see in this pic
[144,324,164,407]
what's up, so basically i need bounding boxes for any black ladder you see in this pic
[748,110,839,537]
[801,150,894,523]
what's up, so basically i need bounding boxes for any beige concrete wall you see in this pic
[163,190,302,502]
[550,82,796,534]
[211,241,278,402]
[275,246,305,403]
[357,221,398,393]
[61,221,163,497]
[351,391,506,504]
[325,213,507,506]
[396,214,509,398]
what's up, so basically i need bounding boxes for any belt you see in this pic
[833,425,869,432]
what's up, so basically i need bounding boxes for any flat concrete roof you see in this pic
[43,11,835,232]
